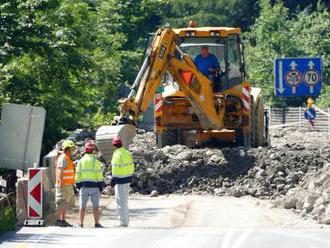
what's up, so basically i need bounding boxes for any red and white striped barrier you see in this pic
[25,168,44,226]
[242,85,250,111]
[28,168,42,218]
[155,93,163,113]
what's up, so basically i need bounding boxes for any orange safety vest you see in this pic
[56,152,75,186]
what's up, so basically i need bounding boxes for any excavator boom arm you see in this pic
[118,27,222,130]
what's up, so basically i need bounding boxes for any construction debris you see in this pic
[280,164,330,224]
[55,127,330,223]
[129,129,329,202]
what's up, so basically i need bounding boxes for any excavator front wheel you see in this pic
[156,129,177,147]
[156,129,184,147]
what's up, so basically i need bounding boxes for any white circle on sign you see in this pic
[285,69,302,86]
[304,69,320,86]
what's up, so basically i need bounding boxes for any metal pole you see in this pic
[268,107,271,128]
[299,106,302,130]
[282,97,285,124]
[328,107,330,133]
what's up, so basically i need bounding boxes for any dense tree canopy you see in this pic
[1,0,330,151]
[0,0,162,150]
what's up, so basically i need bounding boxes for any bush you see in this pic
[0,206,16,236]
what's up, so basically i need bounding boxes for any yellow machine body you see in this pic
[109,26,269,148]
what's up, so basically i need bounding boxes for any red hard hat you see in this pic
[112,136,122,146]
[189,20,195,27]
[84,141,95,152]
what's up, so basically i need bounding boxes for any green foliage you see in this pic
[163,0,258,30]
[244,0,330,106]
[0,0,162,151]
[2,0,330,152]
[82,112,116,130]
[0,206,16,235]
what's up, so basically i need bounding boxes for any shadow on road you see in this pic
[102,205,168,221]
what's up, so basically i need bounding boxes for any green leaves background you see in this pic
[1,0,330,151]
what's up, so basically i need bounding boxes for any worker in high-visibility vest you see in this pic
[55,140,76,227]
[306,97,315,129]
[75,141,104,228]
[111,136,134,227]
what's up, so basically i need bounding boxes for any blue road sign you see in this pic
[304,108,316,120]
[274,57,322,97]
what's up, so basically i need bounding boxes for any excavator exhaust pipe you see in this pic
[95,124,136,164]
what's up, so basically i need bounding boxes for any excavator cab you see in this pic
[155,27,267,147]
[178,34,244,92]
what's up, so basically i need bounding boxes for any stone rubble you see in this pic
[129,129,329,202]
[280,163,330,224]
[58,127,330,224]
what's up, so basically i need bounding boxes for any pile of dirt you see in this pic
[280,164,330,224]
[55,127,330,223]
[129,129,330,201]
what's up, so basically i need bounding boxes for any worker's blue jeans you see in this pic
[115,183,130,226]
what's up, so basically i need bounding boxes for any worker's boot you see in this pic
[55,220,66,227]
[61,220,73,227]
[94,223,104,228]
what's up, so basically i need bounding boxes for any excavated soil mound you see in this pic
[129,129,330,201]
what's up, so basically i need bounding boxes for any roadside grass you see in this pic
[0,206,16,236]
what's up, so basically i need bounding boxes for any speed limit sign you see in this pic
[304,69,320,85]
[304,69,320,93]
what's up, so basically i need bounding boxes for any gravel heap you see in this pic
[281,164,330,224]
[129,129,330,201]
[54,127,330,222]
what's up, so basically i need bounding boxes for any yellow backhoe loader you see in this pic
[96,25,269,162]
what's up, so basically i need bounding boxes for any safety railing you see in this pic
[267,106,330,132]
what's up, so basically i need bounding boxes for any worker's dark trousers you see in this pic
[115,183,129,226]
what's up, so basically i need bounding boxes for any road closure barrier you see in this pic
[24,168,44,226]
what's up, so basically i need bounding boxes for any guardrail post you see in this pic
[282,106,286,124]
[299,106,302,130]
[328,107,330,133]
[268,107,271,127]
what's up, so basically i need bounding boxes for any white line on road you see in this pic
[19,227,56,248]
[220,227,235,248]
[231,228,254,248]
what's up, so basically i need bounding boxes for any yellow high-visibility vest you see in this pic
[111,147,134,178]
[75,154,104,184]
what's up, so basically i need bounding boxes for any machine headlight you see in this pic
[210,31,220,36]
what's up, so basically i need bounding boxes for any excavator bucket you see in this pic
[95,124,136,164]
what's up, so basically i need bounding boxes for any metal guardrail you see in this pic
[267,106,330,131]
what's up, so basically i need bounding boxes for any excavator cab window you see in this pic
[178,35,244,92]
[179,37,226,91]
[226,35,244,89]
[179,37,225,69]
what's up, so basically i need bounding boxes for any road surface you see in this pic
[1,195,330,248]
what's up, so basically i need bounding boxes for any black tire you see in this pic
[235,132,250,148]
[235,132,244,146]
[156,129,178,147]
